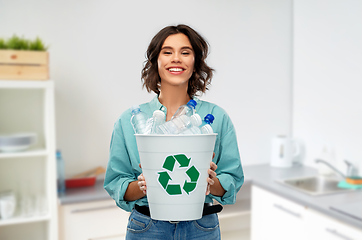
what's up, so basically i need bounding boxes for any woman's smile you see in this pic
[167,67,186,74]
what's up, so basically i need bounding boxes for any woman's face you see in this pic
[157,33,195,88]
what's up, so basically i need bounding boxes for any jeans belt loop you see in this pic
[169,220,179,224]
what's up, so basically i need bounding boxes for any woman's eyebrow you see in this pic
[161,46,193,50]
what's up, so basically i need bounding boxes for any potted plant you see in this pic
[0,35,49,80]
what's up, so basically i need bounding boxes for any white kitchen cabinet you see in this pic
[251,185,306,240]
[0,80,58,240]
[306,209,362,240]
[58,199,129,240]
[251,185,362,240]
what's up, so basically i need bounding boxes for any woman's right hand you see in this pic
[137,164,147,194]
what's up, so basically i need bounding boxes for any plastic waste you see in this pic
[156,113,202,134]
[130,105,150,134]
[199,114,214,134]
[56,150,66,193]
[181,114,214,134]
[150,110,166,134]
[171,99,197,119]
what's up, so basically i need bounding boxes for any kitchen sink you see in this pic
[277,175,355,196]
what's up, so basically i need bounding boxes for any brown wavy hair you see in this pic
[141,24,214,97]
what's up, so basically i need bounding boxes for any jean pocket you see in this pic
[127,209,154,233]
[193,213,220,232]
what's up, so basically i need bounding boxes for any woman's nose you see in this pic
[171,53,181,63]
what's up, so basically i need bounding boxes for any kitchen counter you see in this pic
[245,163,362,230]
[58,179,110,205]
[58,164,362,229]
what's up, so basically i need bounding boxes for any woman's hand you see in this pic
[206,160,217,195]
[137,164,147,194]
[206,153,217,195]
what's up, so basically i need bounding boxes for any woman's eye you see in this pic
[164,51,172,55]
[182,52,190,55]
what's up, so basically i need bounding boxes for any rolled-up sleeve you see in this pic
[103,118,140,212]
[210,116,244,205]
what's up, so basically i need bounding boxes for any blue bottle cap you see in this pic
[56,150,62,158]
[204,114,214,124]
[130,105,141,114]
[187,99,197,109]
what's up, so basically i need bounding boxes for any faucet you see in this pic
[344,160,359,177]
[315,159,359,178]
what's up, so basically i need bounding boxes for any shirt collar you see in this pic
[150,95,201,114]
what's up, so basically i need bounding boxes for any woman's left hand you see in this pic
[206,153,217,195]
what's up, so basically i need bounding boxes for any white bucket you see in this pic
[135,134,217,221]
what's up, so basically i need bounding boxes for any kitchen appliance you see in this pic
[270,135,300,168]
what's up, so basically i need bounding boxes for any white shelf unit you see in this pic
[0,80,58,240]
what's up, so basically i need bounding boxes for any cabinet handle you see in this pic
[326,228,353,240]
[71,204,118,214]
[273,204,301,218]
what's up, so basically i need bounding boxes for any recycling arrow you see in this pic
[183,165,200,194]
[158,171,171,189]
[158,154,200,195]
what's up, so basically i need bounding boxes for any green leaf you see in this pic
[29,37,48,51]
[0,39,6,49]
[2,35,48,51]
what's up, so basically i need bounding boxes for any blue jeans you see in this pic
[126,208,221,240]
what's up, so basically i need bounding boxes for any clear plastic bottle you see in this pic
[181,114,214,134]
[150,110,166,134]
[171,99,197,119]
[130,105,150,134]
[56,150,66,193]
[200,114,214,134]
[156,113,202,134]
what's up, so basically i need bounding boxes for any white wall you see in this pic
[0,0,292,176]
[293,0,362,171]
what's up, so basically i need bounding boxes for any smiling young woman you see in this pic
[104,24,244,240]
[158,33,194,88]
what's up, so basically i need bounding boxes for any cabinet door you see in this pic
[59,199,129,240]
[251,185,306,240]
[306,209,362,240]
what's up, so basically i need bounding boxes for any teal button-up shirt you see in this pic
[104,96,244,212]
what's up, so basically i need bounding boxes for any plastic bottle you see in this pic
[171,99,197,119]
[199,114,215,134]
[181,114,214,134]
[130,105,150,134]
[156,113,202,134]
[150,110,166,134]
[56,150,66,193]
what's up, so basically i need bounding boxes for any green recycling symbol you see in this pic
[158,154,200,195]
